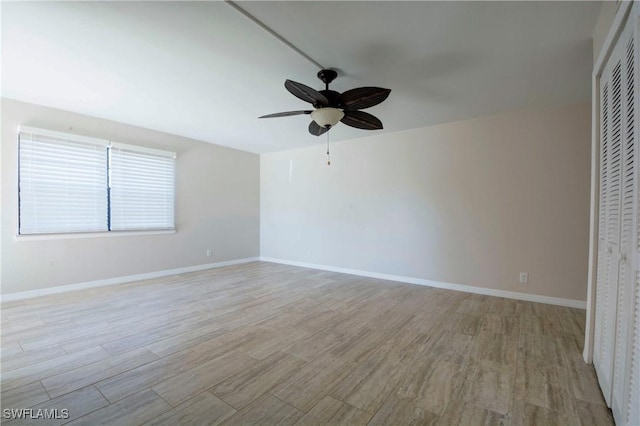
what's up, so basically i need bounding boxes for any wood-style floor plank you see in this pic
[2,386,110,426]
[397,356,464,415]
[95,349,201,403]
[1,346,67,371]
[0,261,613,425]
[367,396,439,425]
[220,393,304,425]
[457,359,515,415]
[270,353,357,412]
[1,381,50,410]
[41,348,159,399]
[213,351,305,410]
[295,395,372,425]
[2,346,111,392]
[438,399,508,426]
[151,350,256,407]
[144,392,236,426]
[330,349,405,415]
[65,389,170,426]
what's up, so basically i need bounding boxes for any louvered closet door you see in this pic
[612,16,638,424]
[594,57,611,388]
[594,6,640,425]
[626,266,640,424]
[594,37,623,406]
[594,65,610,397]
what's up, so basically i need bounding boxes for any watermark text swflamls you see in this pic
[2,408,69,420]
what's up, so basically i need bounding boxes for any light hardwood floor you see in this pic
[1,262,614,425]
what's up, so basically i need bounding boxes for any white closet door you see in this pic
[613,16,637,423]
[594,65,610,385]
[594,44,622,405]
[626,275,640,425]
[615,9,640,426]
[594,6,640,424]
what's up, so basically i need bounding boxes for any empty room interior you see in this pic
[1,1,639,425]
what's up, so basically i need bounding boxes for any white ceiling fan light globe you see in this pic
[311,108,344,128]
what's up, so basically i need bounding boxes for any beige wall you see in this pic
[261,102,591,301]
[1,99,260,295]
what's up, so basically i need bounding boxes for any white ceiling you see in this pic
[2,1,601,153]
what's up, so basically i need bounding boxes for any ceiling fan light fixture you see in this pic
[311,107,344,128]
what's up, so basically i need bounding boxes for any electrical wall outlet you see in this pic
[519,272,529,283]
[206,249,212,257]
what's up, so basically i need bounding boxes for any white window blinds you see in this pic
[19,127,109,235]
[18,127,176,235]
[109,143,176,231]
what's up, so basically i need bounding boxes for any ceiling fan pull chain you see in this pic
[326,130,331,166]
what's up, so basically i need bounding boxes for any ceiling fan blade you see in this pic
[341,110,383,130]
[309,121,329,136]
[285,80,329,107]
[259,110,312,118]
[338,87,391,110]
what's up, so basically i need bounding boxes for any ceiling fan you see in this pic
[259,69,391,136]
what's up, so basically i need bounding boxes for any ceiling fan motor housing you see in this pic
[316,90,341,109]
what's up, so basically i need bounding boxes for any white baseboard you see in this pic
[2,256,586,309]
[260,257,587,309]
[1,257,260,303]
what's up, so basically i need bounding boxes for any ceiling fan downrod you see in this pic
[317,69,338,90]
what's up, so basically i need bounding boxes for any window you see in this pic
[18,126,176,235]
[109,143,175,231]
[18,128,110,234]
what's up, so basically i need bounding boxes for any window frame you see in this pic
[16,126,177,239]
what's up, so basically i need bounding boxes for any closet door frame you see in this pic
[586,0,636,365]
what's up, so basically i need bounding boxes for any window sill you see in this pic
[14,229,176,241]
